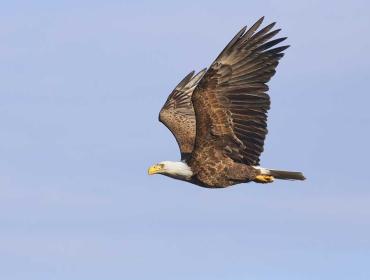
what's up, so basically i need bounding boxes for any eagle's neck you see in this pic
[161,161,193,181]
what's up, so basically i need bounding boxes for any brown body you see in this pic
[189,145,258,187]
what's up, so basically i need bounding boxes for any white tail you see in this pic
[254,166,306,181]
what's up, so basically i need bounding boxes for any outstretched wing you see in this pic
[191,17,288,166]
[159,69,207,160]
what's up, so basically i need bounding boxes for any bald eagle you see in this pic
[148,17,305,188]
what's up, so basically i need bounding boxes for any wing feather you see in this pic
[159,69,207,159]
[191,17,288,165]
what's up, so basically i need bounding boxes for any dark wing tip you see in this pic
[197,67,208,76]
[270,45,290,53]
[185,70,195,79]
[253,16,266,29]
[235,25,248,41]
[256,16,265,25]
[187,68,208,88]
[272,37,288,45]
[194,68,208,80]
[266,22,276,30]
[176,70,195,89]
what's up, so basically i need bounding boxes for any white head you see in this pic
[148,161,193,181]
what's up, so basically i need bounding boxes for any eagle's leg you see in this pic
[226,164,275,184]
[254,175,274,184]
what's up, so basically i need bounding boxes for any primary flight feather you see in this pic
[149,17,305,188]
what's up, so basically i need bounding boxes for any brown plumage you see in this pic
[149,17,305,188]
[159,69,206,160]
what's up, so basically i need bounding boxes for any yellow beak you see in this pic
[148,164,163,175]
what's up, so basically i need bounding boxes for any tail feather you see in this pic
[268,169,306,181]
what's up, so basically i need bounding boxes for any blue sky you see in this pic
[0,0,369,279]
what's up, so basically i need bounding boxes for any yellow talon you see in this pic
[254,175,274,184]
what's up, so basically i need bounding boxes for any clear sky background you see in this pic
[0,0,369,279]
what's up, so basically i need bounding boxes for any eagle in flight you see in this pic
[148,17,305,188]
